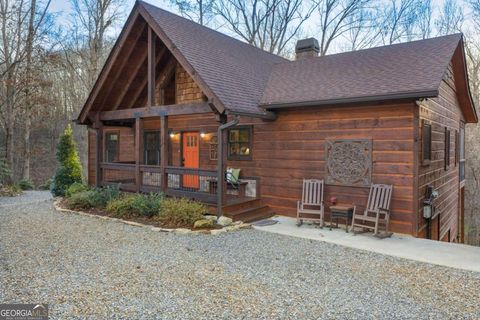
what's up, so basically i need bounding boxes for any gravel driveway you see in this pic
[1,192,479,319]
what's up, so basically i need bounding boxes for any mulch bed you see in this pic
[57,198,222,231]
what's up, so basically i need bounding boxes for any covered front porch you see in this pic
[88,103,262,218]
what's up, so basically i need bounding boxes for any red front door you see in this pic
[182,132,200,189]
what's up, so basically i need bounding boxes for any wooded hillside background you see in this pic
[1,0,479,244]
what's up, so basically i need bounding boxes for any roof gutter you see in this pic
[261,90,439,110]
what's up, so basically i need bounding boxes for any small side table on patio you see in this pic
[329,204,356,233]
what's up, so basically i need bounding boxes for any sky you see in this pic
[49,0,171,24]
[48,0,472,55]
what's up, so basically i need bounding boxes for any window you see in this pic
[445,127,451,170]
[228,126,252,160]
[144,131,160,165]
[422,121,432,165]
[459,126,465,182]
[105,132,119,163]
[209,134,218,160]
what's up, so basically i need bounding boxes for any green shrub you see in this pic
[0,184,22,197]
[156,198,208,228]
[51,125,83,196]
[106,195,137,218]
[0,159,11,184]
[88,185,121,208]
[66,182,89,197]
[131,193,163,218]
[106,193,163,218]
[18,178,34,190]
[65,190,96,210]
[38,178,52,190]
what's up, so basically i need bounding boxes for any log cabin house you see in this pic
[77,1,478,242]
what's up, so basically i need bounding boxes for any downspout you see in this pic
[217,116,240,218]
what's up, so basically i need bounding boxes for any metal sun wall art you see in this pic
[325,139,372,187]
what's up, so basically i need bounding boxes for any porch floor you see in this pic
[253,216,480,272]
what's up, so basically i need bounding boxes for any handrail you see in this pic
[100,162,136,171]
[139,165,161,173]
[165,166,217,177]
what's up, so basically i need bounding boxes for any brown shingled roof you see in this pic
[79,1,477,123]
[261,34,463,108]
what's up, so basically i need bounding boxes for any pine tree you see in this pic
[0,158,11,184]
[51,125,83,196]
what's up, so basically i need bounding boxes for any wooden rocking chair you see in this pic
[297,179,325,227]
[350,184,393,238]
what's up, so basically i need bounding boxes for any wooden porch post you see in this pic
[147,27,156,107]
[160,115,168,192]
[217,116,239,218]
[135,117,143,192]
[95,113,103,187]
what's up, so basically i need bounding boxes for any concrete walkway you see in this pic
[254,216,480,273]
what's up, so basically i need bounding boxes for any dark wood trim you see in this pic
[444,126,451,170]
[102,182,137,192]
[79,8,141,123]
[165,166,216,177]
[103,129,120,163]
[140,165,161,172]
[135,118,142,192]
[160,115,168,192]
[421,119,432,166]
[100,162,136,171]
[454,129,459,166]
[141,185,161,193]
[452,39,478,123]
[147,27,156,107]
[96,102,212,121]
[157,61,176,91]
[413,103,420,236]
[137,4,226,115]
[124,46,167,110]
[96,124,103,187]
[110,45,150,111]
[143,129,160,165]
[227,125,253,161]
[99,22,147,111]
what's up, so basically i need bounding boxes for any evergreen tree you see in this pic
[51,125,83,196]
[0,158,11,185]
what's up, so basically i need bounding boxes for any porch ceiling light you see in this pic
[200,132,206,138]
[169,132,176,138]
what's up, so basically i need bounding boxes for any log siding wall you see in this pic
[89,103,417,235]
[417,68,464,242]
[235,103,416,235]
[86,60,465,239]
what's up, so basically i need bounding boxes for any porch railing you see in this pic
[100,163,257,203]
[164,166,217,203]
[140,165,162,191]
[100,162,136,191]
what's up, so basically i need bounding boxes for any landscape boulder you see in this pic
[217,216,233,227]
[193,219,214,229]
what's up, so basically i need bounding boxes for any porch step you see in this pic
[225,203,275,223]
[222,198,263,214]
